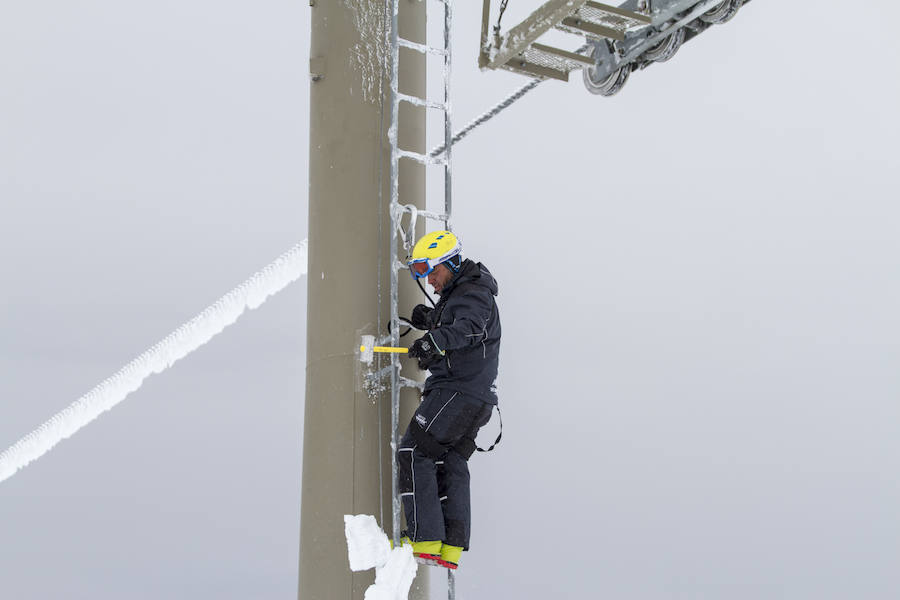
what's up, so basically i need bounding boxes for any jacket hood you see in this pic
[442,259,498,297]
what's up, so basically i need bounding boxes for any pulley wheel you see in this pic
[700,0,743,24]
[642,27,686,63]
[583,44,631,97]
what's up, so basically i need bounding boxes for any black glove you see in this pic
[409,304,433,330]
[408,335,442,370]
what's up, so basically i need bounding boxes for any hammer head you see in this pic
[359,335,375,365]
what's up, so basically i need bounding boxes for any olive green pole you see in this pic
[299,1,427,599]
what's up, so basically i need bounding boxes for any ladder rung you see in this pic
[398,93,447,111]
[365,365,392,381]
[398,150,447,165]
[363,367,425,392]
[398,38,448,56]
[417,209,449,222]
[400,377,425,391]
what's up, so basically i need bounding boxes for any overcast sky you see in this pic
[2,2,899,599]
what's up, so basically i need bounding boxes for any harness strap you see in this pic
[476,406,502,454]
[387,316,414,339]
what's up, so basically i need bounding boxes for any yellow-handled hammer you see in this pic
[359,344,408,354]
[359,334,408,364]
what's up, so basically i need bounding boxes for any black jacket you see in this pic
[421,259,501,404]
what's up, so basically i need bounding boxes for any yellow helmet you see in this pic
[408,230,462,279]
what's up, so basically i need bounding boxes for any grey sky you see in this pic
[2,2,899,599]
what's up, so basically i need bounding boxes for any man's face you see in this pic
[427,263,454,294]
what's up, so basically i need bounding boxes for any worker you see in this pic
[398,230,501,570]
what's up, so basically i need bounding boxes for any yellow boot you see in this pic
[438,544,463,570]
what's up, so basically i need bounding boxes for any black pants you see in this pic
[398,388,493,548]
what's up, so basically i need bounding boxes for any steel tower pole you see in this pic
[299,1,427,599]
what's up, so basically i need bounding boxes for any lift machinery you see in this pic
[480,0,753,96]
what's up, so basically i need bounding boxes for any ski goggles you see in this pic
[408,258,437,279]
[407,249,460,279]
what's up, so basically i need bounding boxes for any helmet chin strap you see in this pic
[445,254,462,273]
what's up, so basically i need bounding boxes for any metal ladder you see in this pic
[387,0,457,595]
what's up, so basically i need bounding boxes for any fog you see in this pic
[2,2,898,598]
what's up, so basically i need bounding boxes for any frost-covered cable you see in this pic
[429,77,541,157]
[0,241,309,485]
[429,44,591,158]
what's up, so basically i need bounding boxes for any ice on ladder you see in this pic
[384,0,455,545]
[384,0,459,597]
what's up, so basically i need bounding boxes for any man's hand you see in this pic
[409,304,433,330]
[408,335,443,370]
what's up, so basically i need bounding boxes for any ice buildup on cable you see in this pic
[0,241,308,485]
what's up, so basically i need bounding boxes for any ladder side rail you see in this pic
[388,0,403,548]
[443,0,452,230]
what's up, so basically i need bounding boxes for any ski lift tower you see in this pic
[299,1,431,599]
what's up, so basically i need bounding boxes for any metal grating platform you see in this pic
[500,42,594,81]
[481,0,651,82]
[556,2,653,40]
